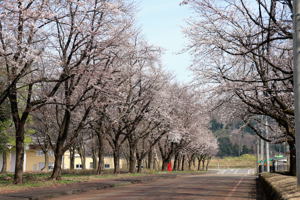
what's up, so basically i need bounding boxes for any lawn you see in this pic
[0,156,253,194]
[0,170,155,194]
[0,169,204,194]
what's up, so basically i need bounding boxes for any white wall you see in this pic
[10,151,16,172]
[0,153,3,171]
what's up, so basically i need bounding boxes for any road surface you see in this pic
[52,169,258,200]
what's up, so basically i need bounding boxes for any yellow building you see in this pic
[0,145,126,172]
[62,151,126,170]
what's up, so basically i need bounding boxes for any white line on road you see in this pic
[225,175,245,200]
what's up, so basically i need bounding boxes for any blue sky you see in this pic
[136,0,193,83]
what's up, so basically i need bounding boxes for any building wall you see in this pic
[25,150,55,171]
[0,153,3,171]
[62,151,125,170]
[2,149,127,172]
[9,151,15,172]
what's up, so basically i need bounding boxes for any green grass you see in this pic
[0,168,210,193]
[0,170,166,193]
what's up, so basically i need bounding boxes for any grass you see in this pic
[1,158,247,194]
[0,169,171,194]
[209,154,256,169]
[0,172,81,193]
[0,168,211,194]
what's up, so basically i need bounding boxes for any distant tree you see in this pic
[217,137,233,157]
[209,119,223,133]
[241,145,253,155]
[232,144,240,156]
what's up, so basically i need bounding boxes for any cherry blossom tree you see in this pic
[183,0,295,174]
[154,83,216,171]
[0,0,64,184]
[0,0,135,182]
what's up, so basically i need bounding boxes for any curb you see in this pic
[258,173,300,200]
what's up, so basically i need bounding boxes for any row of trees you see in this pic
[0,0,217,184]
[183,0,295,173]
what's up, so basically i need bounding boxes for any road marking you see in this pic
[225,176,245,200]
[215,168,256,175]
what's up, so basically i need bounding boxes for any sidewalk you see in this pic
[0,174,178,200]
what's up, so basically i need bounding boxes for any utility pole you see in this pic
[261,138,264,172]
[294,0,300,186]
[256,139,260,174]
[266,118,270,172]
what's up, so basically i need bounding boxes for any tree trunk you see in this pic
[77,144,86,170]
[69,148,75,170]
[288,142,296,175]
[177,155,181,170]
[153,156,157,170]
[96,130,104,174]
[181,155,185,171]
[202,159,205,171]
[137,159,143,173]
[188,154,195,171]
[14,125,25,184]
[113,146,120,174]
[188,158,193,171]
[206,157,211,171]
[173,153,179,171]
[197,157,201,171]
[192,157,196,168]
[97,145,104,175]
[147,148,153,169]
[81,154,86,170]
[41,151,49,172]
[162,159,169,171]
[51,144,64,180]
[128,143,137,173]
[92,152,97,170]
[51,109,71,180]
[9,82,30,184]
[1,151,7,173]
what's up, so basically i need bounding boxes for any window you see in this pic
[48,163,54,170]
[48,151,54,157]
[38,162,45,170]
[36,150,44,156]
[104,164,110,169]
[76,164,82,169]
[89,162,93,169]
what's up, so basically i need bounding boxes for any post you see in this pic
[266,119,270,172]
[294,0,300,186]
[256,139,260,174]
[261,138,264,172]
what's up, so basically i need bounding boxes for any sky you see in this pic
[136,0,193,83]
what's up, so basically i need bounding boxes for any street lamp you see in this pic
[293,0,300,186]
[6,144,13,150]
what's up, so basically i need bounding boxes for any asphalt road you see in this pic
[53,169,258,200]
